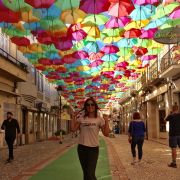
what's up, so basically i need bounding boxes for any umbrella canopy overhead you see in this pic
[0,0,179,108]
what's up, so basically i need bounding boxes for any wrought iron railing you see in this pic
[0,47,28,71]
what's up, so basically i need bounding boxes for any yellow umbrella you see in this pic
[18,46,33,53]
[61,8,86,24]
[124,20,149,30]
[59,49,75,56]
[103,36,121,43]
[29,43,43,53]
[21,10,39,23]
[82,26,100,38]
[52,27,68,37]
[13,22,25,31]
[76,66,90,71]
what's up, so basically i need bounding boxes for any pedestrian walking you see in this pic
[71,97,110,180]
[128,112,146,165]
[1,112,20,163]
[165,104,180,168]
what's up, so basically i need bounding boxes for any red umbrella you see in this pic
[38,58,53,65]
[0,10,20,23]
[101,45,119,54]
[37,31,54,45]
[133,46,148,56]
[11,37,30,46]
[25,0,54,8]
[53,59,64,65]
[108,0,135,17]
[80,0,110,14]
[72,51,89,59]
[62,54,77,64]
[54,36,73,51]
[124,28,142,38]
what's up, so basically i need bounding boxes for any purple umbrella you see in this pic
[80,0,110,14]
[54,36,73,51]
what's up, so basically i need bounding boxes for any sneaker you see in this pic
[168,162,177,168]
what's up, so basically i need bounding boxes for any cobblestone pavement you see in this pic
[107,134,180,180]
[0,134,180,180]
[0,135,77,180]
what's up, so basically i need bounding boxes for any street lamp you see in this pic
[56,86,63,131]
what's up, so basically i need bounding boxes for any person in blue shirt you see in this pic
[128,112,146,165]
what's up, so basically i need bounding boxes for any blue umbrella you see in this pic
[117,38,138,48]
[33,4,61,20]
[130,5,155,20]
[101,54,119,62]
[144,16,169,30]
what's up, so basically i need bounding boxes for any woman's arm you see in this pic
[101,119,110,137]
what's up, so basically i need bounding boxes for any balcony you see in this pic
[0,48,28,82]
[160,46,180,78]
[160,57,180,78]
[148,60,164,86]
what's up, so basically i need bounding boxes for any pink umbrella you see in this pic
[105,16,131,28]
[69,72,80,77]
[141,55,157,60]
[169,7,180,19]
[140,28,158,39]
[89,52,104,61]
[101,45,119,54]
[133,0,160,5]
[80,0,110,14]
[72,29,87,41]
[89,60,104,68]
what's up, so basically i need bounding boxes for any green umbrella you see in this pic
[82,14,108,26]
[159,18,180,29]
[101,28,124,37]
[55,0,80,10]
[2,27,31,37]
[3,0,31,12]
[40,19,65,30]
[117,47,132,56]
[42,44,58,53]
[152,2,180,19]
[147,47,162,55]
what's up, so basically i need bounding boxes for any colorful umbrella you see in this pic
[80,0,110,14]
[108,0,135,17]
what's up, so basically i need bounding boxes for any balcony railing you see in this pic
[0,48,28,72]
[160,57,180,73]
[149,60,158,81]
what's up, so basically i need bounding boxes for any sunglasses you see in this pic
[86,103,95,107]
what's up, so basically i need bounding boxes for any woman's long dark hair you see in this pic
[77,97,99,118]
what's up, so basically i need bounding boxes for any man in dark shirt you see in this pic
[1,112,20,163]
[165,105,180,168]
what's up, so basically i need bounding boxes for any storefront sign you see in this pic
[154,27,180,44]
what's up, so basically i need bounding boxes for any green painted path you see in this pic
[30,139,112,180]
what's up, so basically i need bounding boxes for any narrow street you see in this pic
[0,134,179,180]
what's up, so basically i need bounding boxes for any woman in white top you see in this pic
[71,97,109,180]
